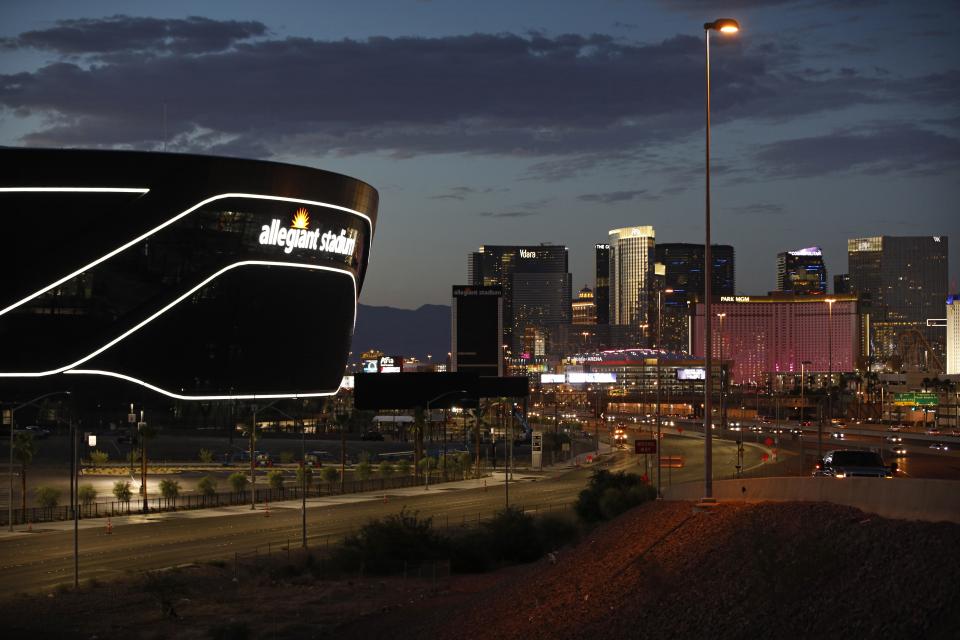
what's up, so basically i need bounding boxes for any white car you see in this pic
[831,432,846,440]
[929,442,950,452]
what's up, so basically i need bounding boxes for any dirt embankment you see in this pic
[343,501,960,640]
[3,501,957,639]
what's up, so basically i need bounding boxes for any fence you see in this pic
[0,472,477,527]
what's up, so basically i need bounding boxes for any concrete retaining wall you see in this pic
[663,477,960,524]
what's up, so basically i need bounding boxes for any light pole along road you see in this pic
[702,17,740,501]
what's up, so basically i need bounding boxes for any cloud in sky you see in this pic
[1,15,267,57]
[577,189,653,204]
[3,14,940,163]
[755,123,960,177]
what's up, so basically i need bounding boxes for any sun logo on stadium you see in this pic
[291,208,310,230]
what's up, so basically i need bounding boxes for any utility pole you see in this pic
[250,405,257,510]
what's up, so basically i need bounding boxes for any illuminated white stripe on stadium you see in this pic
[0,190,372,318]
[0,187,150,194]
[64,369,347,401]
[0,261,357,378]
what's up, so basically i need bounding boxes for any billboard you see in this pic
[452,285,503,377]
[540,373,565,384]
[566,372,617,384]
[676,368,706,380]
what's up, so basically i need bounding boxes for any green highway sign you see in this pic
[893,392,938,407]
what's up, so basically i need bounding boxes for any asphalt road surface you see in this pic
[0,464,595,594]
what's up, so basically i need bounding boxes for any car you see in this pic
[814,449,895,478]
[729,425,742,432]
[926,428,941,436]
[929,442,950,452]
[360,431,384,441]
[23,425,50,439]
[799,421,813,427]
[831,432,846,440]
[304,450,336,467]
[890,445,908,457]
[790,428,803,437]
[887,425,903,432]
[885,435,903,443]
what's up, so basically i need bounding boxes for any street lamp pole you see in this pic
[7,391,71,532]
[717,312,727,436]
[656,288,674,499]
[425,390,468,491]
[800,359,811,474]
[822,298,836,460]
[702,17,740,500]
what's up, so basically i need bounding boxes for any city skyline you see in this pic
[0,1,957,308]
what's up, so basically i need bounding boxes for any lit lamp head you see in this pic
[705,18,740,33]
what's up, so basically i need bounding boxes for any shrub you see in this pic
[331,508,448,574]
[575,470,657,523]
[417,456,437,474]
[279,451,294,464]
[482,506,543,563]
[396,459,412,476]
[35,485,61,509]
[378,460,395,477]
[159,479,180,503]
[113,480,133,503]
[89,449,109,466]
[321,466,339,483]
[197,476,217,496]
[198,448,214,463]
[448,529,495,573]
[267,469,285,491]
[296,465,313,489]
[228,472,249,494]
[536,512,581,550]
[78,484,97,507]
[355,461,372,481]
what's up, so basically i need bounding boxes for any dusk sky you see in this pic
[1,0,957,309]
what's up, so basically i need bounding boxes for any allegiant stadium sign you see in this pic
[258,208,358,256]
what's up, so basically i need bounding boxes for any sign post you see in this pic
[531,431,543,470]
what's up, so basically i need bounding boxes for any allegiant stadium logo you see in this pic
[258,208,358,256]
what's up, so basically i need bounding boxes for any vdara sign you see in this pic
[258,208,358,256]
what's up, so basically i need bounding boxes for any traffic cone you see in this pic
[27,520,32,533]
[106,518,113,534]
[383,493,388,503]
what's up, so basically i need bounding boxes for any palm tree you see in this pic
[12,432,36,516]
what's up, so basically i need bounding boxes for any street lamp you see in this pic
[717,312,727,436]
[425,390,468,491]
[822,298,836,460]
[7,391,71,532]
[703,17,740,500]
[656,288,674,499]
[800,359,812,474]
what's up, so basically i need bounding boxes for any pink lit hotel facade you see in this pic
[692,294,859,386]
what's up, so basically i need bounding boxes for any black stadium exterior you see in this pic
[0,149,378,402]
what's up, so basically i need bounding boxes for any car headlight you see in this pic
[835,472,846,478]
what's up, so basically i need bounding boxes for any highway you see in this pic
[0,432,755,594]
[0,464,594,594]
